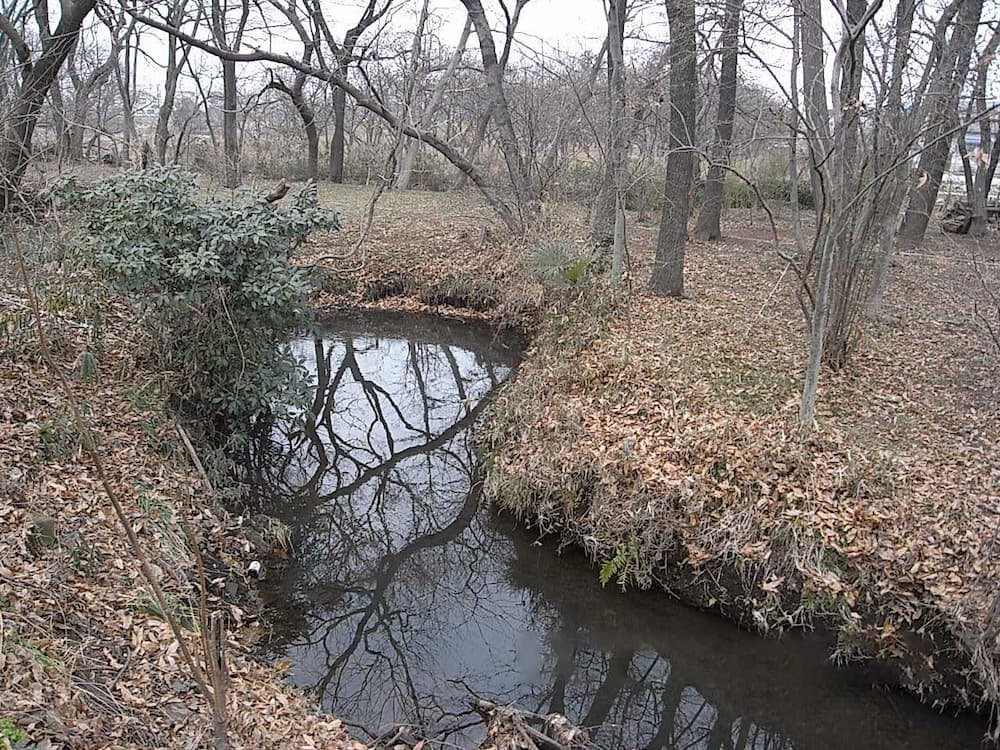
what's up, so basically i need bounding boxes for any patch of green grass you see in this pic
[0,717,29,744]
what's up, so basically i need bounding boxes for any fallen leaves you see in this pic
[0,262,368,748]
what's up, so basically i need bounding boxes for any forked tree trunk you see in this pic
[268,65,319,180]
[396,16,472,190]
[694,0,741,241]
[156,0,192,165]
[649,0,696,297]
[459,0,538,228]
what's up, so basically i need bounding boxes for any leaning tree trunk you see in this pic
[694,0,741,241]
[396,16,472,190]
[268,69,319,180]
[649,0,696,297]
[0,0,98,209]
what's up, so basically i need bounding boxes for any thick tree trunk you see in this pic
[694,0,742,241]
[649,0,696,297]
[590,0,627,247]
[0,0,98,209]
[799,0,830,212]
[898,0,983,244]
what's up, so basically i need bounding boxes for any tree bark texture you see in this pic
[694,0,742,241]
[649,0,696,297]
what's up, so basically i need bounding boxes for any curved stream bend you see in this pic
[239,310,985,749]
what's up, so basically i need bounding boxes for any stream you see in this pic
[239,310,986,749]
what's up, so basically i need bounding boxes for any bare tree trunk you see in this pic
[967,26,1000,236]
[66,26,121,162]
[48,85,70,159]
[330,81,346,182]
[694,0,742,241]
[898,0,983,243]
[0,0,98,209]
[156,0,193,165]
[788,0,804,257]
[649,0,696,297]
[799,0,868,423]
[591,0,628,247]
[867,0,915,313]
[221,57,240,186]
[452,103,493,190]
[799,0,830,212]
[267,57,319,180]
[459,0,537,228]
[114,23,141,162]
[210,0,249,188]
[396,16,471,190]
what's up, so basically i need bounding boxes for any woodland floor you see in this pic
[1,172,998,748]
[305,183,1000,722]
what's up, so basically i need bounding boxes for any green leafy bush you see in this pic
[59,169,338,431]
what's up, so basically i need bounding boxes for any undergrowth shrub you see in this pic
[525,240,600,293]
[55,169,339,432]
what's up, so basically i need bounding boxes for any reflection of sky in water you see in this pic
[243,315,986,749]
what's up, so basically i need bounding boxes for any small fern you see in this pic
[598,538,647,589]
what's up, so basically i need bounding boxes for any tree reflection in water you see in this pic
[240,313,984,750]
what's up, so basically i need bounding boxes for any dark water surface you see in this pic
[241,310,985,749]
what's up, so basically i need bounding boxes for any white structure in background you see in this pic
[940,113,1000,204]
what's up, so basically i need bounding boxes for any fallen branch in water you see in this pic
[470,699,591,750]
